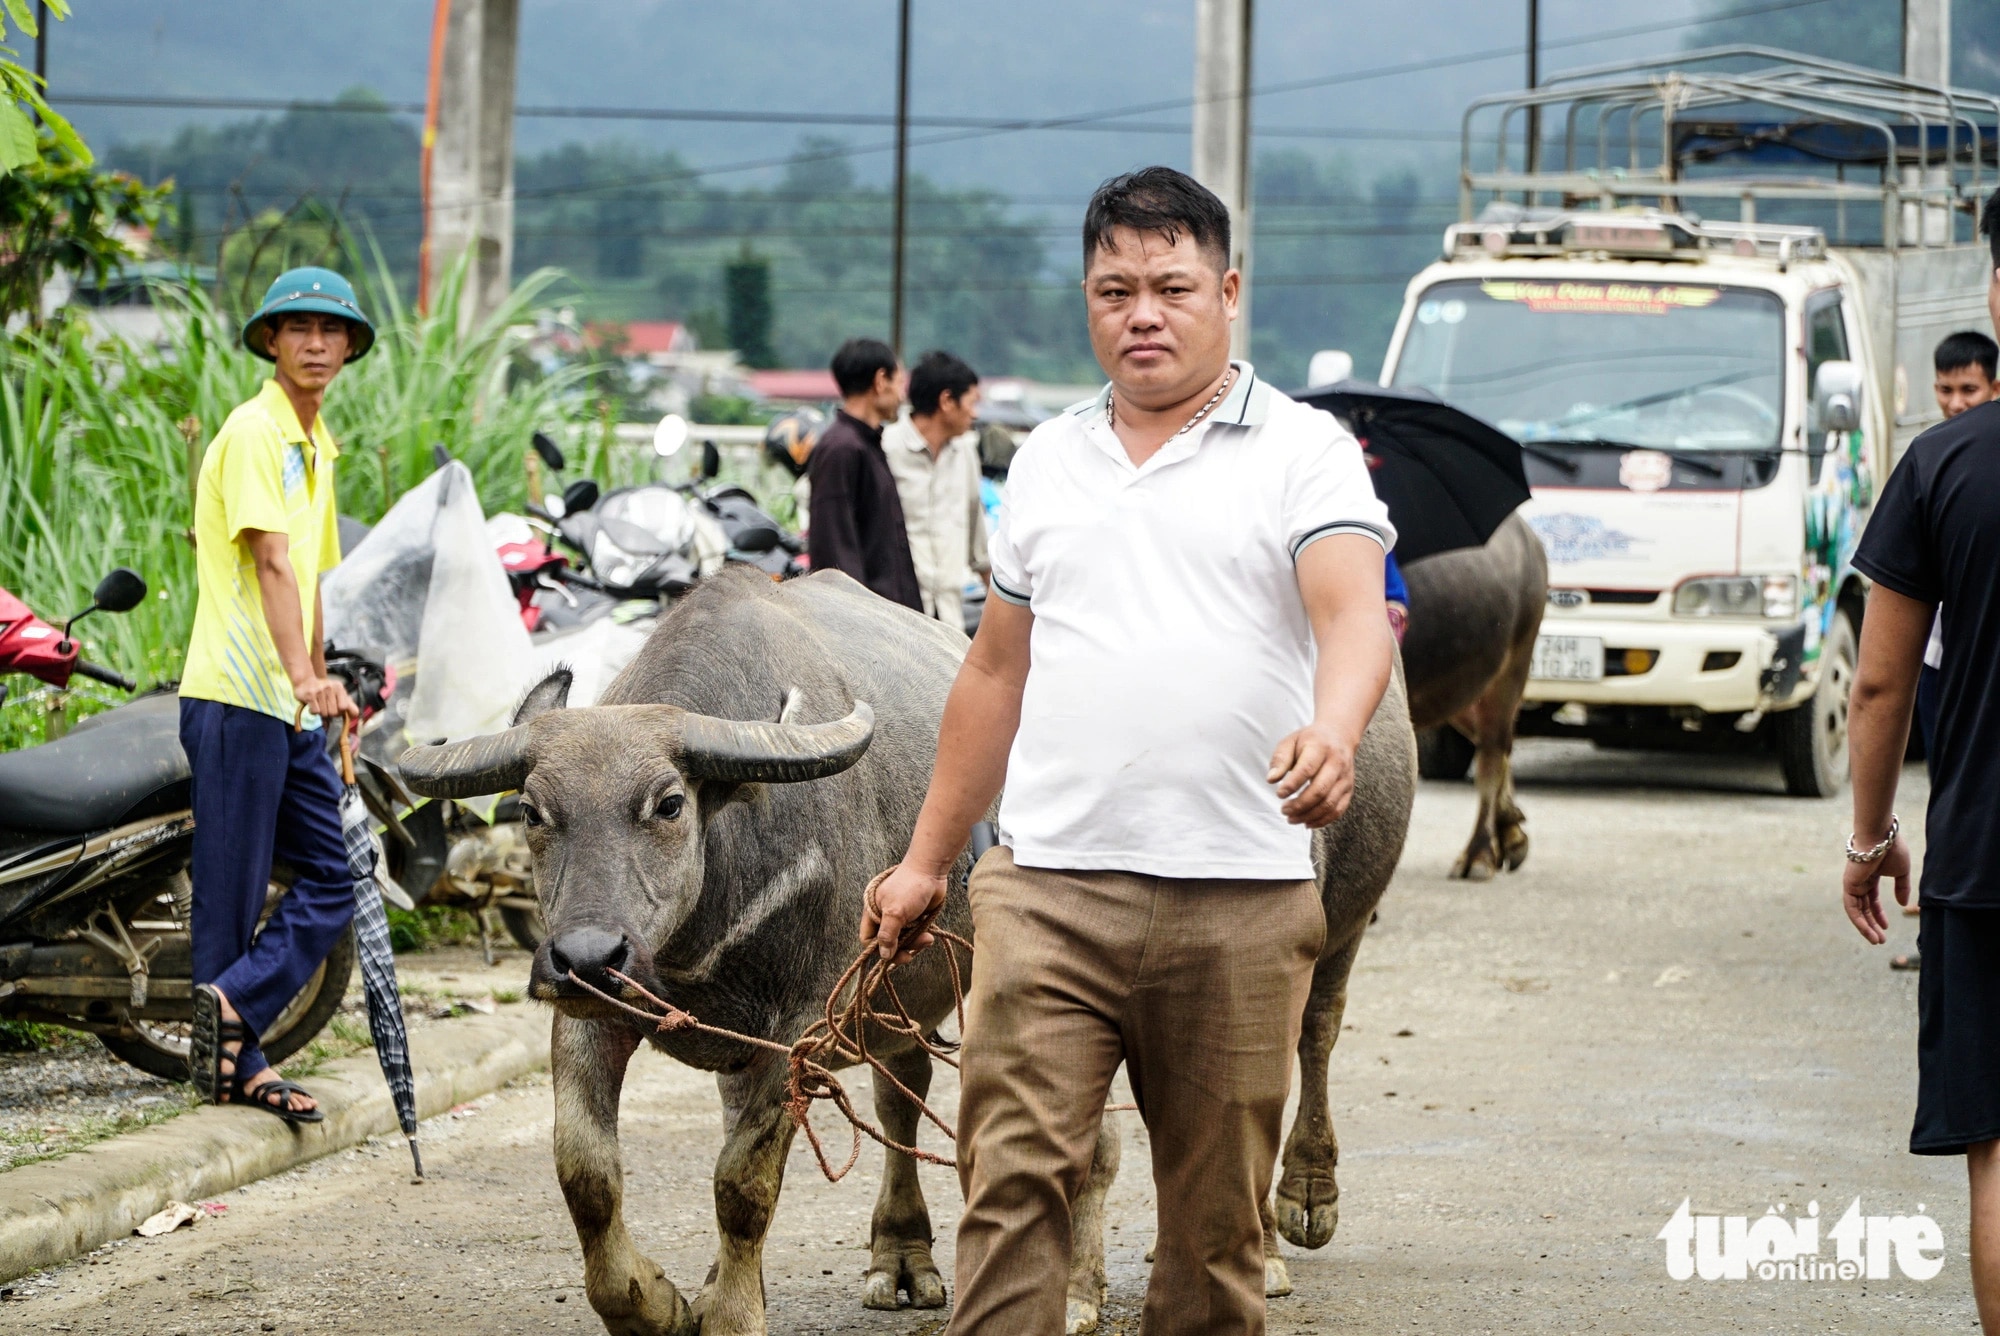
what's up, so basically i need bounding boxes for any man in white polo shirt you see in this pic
[862,166,1396,1333]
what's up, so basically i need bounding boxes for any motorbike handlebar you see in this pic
[72,659,137,692]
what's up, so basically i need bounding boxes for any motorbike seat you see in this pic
[0,694,191,833]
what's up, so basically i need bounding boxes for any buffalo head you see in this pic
[396,670,873,1015]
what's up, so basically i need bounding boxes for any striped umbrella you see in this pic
[334,717,424,1179]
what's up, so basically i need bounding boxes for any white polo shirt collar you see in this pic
[1070,361,1274,479]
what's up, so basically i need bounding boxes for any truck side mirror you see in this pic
[1809,360,1863,484]
[1307,349,1355,388]
[1812,360,1864,435]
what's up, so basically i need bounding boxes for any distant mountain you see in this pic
[61,0,2000,380]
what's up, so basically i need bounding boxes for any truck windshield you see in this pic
[1390,279,1785,451]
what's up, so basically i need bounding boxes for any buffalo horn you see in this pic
[396,726,534,799]
[678,700,875,784]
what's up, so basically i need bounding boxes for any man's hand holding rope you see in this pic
[863,863,949,963]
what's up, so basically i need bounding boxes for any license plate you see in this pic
[1531,634,1604,682]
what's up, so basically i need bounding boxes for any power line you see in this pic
[509,221,1447,242]
[754,271,1410,297]
[87,0,1842,219]
[55,91,1463,144]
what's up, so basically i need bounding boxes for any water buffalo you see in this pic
[401,569,991,1335]
[401,567,1421,1333]
[1397,513,1548,880]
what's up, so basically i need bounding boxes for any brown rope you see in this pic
[562,867,975,1181]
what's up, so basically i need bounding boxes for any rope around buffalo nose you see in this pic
[563,867,974,1182]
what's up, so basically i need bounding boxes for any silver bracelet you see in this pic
[1845,814,1900,864]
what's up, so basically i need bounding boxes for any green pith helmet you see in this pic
[240,267,376,362]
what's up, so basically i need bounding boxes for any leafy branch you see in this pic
[0,0,85,172]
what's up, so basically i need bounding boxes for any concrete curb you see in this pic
[0,1006,550,1284]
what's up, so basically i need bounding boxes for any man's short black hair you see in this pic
[908,349,979,417]
[1937,329,2000,380]
[1082,166,1231,272]
[1983,187,2000,268]
[830,337,898,397]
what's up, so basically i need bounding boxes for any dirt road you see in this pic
[9,742,1968,1333]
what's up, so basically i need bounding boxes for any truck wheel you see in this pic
[1416,725,1477,781]
[1776,610,1855,798]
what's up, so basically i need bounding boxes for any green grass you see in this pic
[385,903,487,954]
[274,1011,374,1081]
[0,1086,204,1171]
[0,1019,84,1052]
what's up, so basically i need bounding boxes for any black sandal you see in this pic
[188,984,255,1104]
[236,1074,325,1125]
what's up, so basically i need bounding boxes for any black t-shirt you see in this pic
[1852,399,2000,906]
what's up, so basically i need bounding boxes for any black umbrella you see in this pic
[333,716,424,1179]
[1296,380,1531,565]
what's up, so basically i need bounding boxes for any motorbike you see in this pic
[0,571,382,1080]
[540,414,805,597]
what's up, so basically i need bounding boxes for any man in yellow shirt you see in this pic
[178,267,373,1122]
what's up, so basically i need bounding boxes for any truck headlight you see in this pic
[1672,575,1797,619]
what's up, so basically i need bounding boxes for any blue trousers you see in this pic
[178,698,354,1083]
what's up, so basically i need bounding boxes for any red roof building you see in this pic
[747,369,839,403]
[585,320,696,358]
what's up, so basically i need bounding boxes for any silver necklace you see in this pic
[1108,367,1236,439]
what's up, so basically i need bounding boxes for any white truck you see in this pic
[1366,50,1997,795]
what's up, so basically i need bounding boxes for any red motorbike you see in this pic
[0,570,142,706]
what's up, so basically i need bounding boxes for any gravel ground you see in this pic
[5,740,1972,1333]
[0,943,536,1171]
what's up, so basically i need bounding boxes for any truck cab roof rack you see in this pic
[1461,46,2000,250]
[1446,205,1827,267]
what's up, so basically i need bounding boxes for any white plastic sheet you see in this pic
[526,615,651,707]
[323,463,534,745]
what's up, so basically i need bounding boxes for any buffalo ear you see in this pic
[514,669,573,725]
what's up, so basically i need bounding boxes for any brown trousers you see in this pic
[949,848,1324,1335]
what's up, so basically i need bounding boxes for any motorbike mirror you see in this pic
[531,430,566,472]
[653,413,689,459]
[733,524,782,554]
[92,567,147,614]
[543,491,568,520]
[701,439,721,480]
[562,478,601,514]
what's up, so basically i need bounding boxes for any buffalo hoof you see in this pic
[592,1263,697,1336]
[1275,1176,1340,1250]
[1065,1297,1101,1334]
[1265,1254,1294,1297]
[862,1245,946,1310]
[1450,849,1499,881]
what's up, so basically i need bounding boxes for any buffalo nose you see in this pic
[548,928,632,985]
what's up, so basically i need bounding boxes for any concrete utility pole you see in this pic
[1192,0,1252,359]
[422,0,521,329]
[891,0,912,359]
[1903,0,1951,86]
[1525,0,1540,176]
